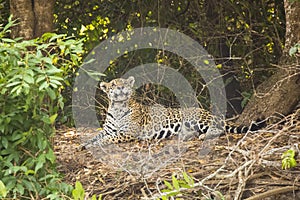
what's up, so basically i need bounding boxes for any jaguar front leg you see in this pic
[80,130,136,149]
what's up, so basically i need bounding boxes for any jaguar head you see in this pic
[100,76,135,102]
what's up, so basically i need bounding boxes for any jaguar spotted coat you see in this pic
[83,76,262,147]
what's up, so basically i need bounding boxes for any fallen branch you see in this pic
[245,186,299,200]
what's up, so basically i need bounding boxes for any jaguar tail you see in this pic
[225,119,267,134]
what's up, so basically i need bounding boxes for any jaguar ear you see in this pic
[100,81,108,93]
[127,76,135,87]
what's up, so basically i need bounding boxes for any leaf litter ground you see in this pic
[54,111,300,199]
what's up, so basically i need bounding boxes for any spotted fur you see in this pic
[83,76,262,147]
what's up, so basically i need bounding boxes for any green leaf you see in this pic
[46,88,56,100]
[183,172,194,186]
[289,46,297,56]
[49,114,58,124]
[35,154,45,173]
[72,181,85,200]
[49,79,63,87]
[35,161,44,173]
[167,191,180,197]
[41,116,51,124]
[180,183,191,189]
[25,169,35,176]
[281,149,297,170]
[11,131,23,141]
[16,183,25,195]
[41,32,57,41]
[6,81,21,88]
[46,67,63,74]
[172,175,180,191]
[38,138,48,150]
[161,196,168,200]
[39,81,49,91]
[23,74,34,84]
[22,179,35,191]
[49,76,64,81]
[42,57,53,64]
[290,158,297,167]
[164,180,173,190]
[45,149,56,164]
[1,38,16,43]
[282,149,295,159]
[49,82,58,88]
[36,76,46,83]
[2,176,16,191]
[0,180,7,198]
[1,137,8,149]
[3,16,17,33]
[49,34,66,42]
[85,70,105,81]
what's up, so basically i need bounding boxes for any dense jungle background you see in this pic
[0,0,299,199]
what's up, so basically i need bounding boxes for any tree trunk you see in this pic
[34,0,55,37]
[10,0,54,39]
[237,0,300,125]
[10,0,35,39]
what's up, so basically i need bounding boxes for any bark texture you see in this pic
[34,0,55,37]
[10,0,54,39]
[10,0,35,39]
[237,0,300,124]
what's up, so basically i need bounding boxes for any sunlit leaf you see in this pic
[6,81,21,88]
[164,180,173,190]
[172,175,180,191]
[49,114,58,124]
[0,181,7,198]
[23,74,34,84]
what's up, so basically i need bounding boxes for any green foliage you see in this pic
[54,0,285,77]
[72,181,102,200]
[72,181,85,200]
[160,172,225,199]
[281,149,297,170]
[241,91,253,108]
[161,172,194,199]
[289,43,300,56]
[53,0,285,113]
[0,180,7,198]
[0,18,83,199]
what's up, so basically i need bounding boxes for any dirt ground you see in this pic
[54,113,300,200]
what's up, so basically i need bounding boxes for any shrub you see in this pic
[0,17,84,199]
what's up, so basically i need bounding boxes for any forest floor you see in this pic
[54,112,300,200]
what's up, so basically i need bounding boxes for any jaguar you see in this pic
[82,76,263,147]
